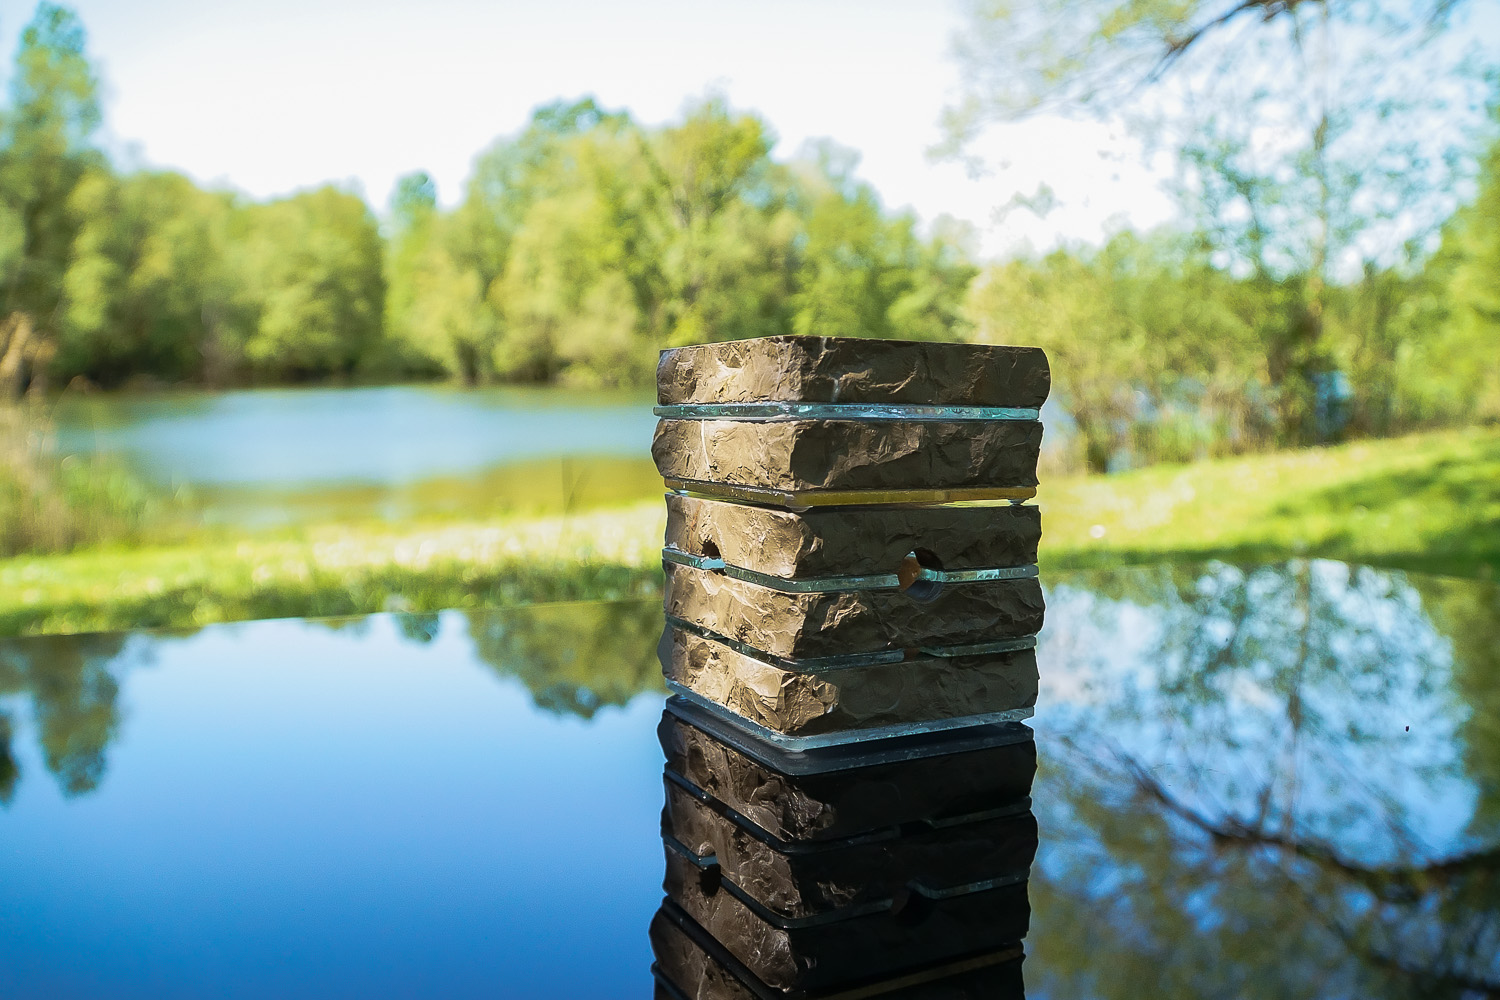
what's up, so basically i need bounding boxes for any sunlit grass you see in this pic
[0,503,665,636]
[1040,425,1500,578]
[2,426,1496,636]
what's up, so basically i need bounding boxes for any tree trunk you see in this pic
[0,312,36,400]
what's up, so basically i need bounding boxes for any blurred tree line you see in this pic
[0,4,971,396]
[0,2,1497,474]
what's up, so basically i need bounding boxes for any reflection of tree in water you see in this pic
[1033,562,1500,998]
[0,633,134,802]
[459,600,663,717]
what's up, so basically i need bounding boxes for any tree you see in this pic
[54,170,236,386]
[946,0,1494,444]
[641,98,799,350]
[230,186,386,380]
[966,231,1264,471]
[1438,111,1500,423]
[381,171,492,381]
[0,630,131,798]
[789,141,976,344]
[0,2,102,397]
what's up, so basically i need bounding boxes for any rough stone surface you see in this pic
[652,419,1042,494]
[650,906,1026,1000]
[663,851,1031,991]
[658,713,1037,842]
[662,628,1038,738]
[656,337,1050,408]
[664,562,1045,661]
[663,780,1037,919]
[664,494,1040,579]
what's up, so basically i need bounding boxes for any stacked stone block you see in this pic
[649,336,1048,999]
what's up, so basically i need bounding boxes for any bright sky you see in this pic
[1,0,1178,259]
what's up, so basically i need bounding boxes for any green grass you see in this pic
[0,504,666,636]
[1,404,180,557]
[1038,425,1500,578]
[1,426,1496,636]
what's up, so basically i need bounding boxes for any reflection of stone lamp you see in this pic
[649,337,1049,998]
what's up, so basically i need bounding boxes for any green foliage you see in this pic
[948,0,1495,446]
[56,170,235,385]
[968,230,1266,471]
[0,2,102,394]
[233,186,386,380]
[0,403,178,556]
[1438,116,1500,423]
[389,97,973,387]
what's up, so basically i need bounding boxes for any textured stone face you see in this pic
[662,853,1031,991]
[664,494,1040,580]
[649,906,1027,1000]
[656,336,1050,408]
[658,712,1037,842]
[663,562,1045,662]
[664,780,1037,920]
[661,629,1038,738]
[652,419,1042,494]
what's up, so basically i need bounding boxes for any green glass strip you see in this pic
[666,682,1036,753]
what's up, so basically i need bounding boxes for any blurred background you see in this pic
[0,0,1497,636]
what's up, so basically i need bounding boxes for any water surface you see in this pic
[3,562,1495,997]
[51,385,661,524]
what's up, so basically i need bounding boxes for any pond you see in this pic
[51,385,663,525]
[2,560,1496,998]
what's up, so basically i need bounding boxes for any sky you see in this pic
[0,0,1179,260]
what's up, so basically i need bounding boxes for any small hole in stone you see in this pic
[897,549,944,603]
[696,860,722,897]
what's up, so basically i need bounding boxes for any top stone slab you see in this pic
[657,336,1050,408]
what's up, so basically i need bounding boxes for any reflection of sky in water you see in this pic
[1035,561,1477,865]
[52,385,658,488]
[0,614,665,1000]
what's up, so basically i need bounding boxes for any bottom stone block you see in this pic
[662,847,1031,991]
[650,901,1026,1000]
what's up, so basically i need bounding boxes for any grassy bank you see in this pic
[2,427,1496,636]
[1041,425,1500,578]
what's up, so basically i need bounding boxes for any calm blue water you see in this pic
[3,563,1496,997]
[52,384,658,488]
[0,610,666,999]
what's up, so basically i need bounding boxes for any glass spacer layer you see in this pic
[665,616,1038,673]
[662,546,1039,593]
[664,478,1037,509]
[666,681,1036,752]
[654,402,1041,422]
